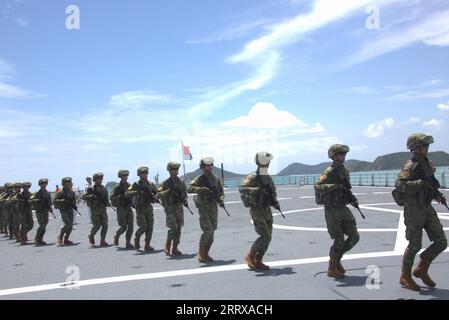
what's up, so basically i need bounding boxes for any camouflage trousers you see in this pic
[90,207,108,239]
[0,209,5,233]
[60,209,74,237]
[115,207,134,242]
[250,206,273,261]
[20,210,34,237]
[135,205,154,243]
[12,211,21,239]
[5,209,13,237]
[324,205,360,261]
[165,204,184,244]
[35,210,49,238]
[402,204,447,271]
[198,203,218,249]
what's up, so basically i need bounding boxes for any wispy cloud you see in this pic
[346,86,377,94]
[0,82,37,98]
[363,117,395,138]
[423,118,445,130]
[437,101,449,111]
[0,60,14,80]
[387,88,449,101]
[15,17,28,27]
[344,9,449,67]
[186,20,269,44]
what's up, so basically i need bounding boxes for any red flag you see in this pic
[182,143,193,160]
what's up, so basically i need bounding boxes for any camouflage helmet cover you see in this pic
[22,182,32,188]
[93,172,104,181]
[13,182,22,188]
[137,167,149,175]
[61,177,73,185]
[118,170,130,178]
[407,133,434,150]
[328,144,350,158]
[255,151,273,165]
[199,157,214,169]
[38,178,49,185]
[167,162,181,171]
[4,183,13,189]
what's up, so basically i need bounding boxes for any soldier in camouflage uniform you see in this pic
[53,177,77,245]
[1,183,14,238]
[0,185,6,234]
[82,173,110,247]
[30,179,53,246]
[240,152,280,271]
[187,157,225,263]
[158,162,188,256]
[126,167,159,252]
[17,182,34,245]
[9,183,23,242]
[110,170,134,249]
[314,144,360,279]
[395,133,448,291]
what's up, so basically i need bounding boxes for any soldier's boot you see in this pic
[113,234,119,246]
[20,233,27,246]
[134,237,140,250]
[413,260,436,288]
[125,240,134,250]
[63,235,74,246]
[255,255,270,271]
[57,232,64,245]
[400,268,421,292]
[337,259,346,274]
[197,246,208,263]
[205,246,214,262]
[327,259,345,279]
[39,235,47,246]
[100,238,109,247]
[164,241,172,256]
[245,250,258,269]
[25,234,28,242]
[172,242,182,256]
[88,234,95,245]
[144,241,154,252]
[15,232,20,242]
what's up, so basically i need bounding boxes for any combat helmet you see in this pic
[167,162,181,171]
[328,144,350,158]
[118,170,129,178]
[255,151,273,166]
[199,157,214,169]
[407,133,434,151]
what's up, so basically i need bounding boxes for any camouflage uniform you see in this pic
[158,162,188,256]
[53,177,76,245]
[30,179,53,245]
[187,157,225,263]
[126,167,159,251]
[1,184,14,238]
[83,173,109,246]
[395,133,447,291]
[110,170,134,249]
[0,186,6,234]
[315,145,360,278]
[240,152,279,270]
[17,182,34,245]
[8,183,23,242]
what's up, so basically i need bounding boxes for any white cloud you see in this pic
[0,82,33,98]
[424,79,444,86]
[16,18,28,27]
[346,9,449,66]
[346,86,377,94]
[186,20,269,44]
[423,118,444,130]
[0,60,14,80]
[363,118,395,138]
[223,102,305,129]
[109,91,174,108]
[437,101,449,111]
[387,88,449,101]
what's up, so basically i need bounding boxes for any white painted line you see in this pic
[372,192,392,195]
[1,248,447,297]
[299,196,315,199]
[272,224,397,232]
[278,197,293,200]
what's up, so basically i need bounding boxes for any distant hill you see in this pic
[277,151,449,175]
[185,166,246,180]
[105,181,118,191]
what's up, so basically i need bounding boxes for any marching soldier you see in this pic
[0,185,6,234]
[187,157,225,263]
[158,162,188,256]
[53,177,77,245]
[1,183,14,238]
[239,152,279,270]
[315,144,360,279]
[126,167,159,252]
[110,170,134,249]
[83,173,110,247]
[9,183,23,242]
[395,133,448,291]
[30,179,53,245]
[18,182,34,245]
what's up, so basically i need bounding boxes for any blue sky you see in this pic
[1,0,449,189]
